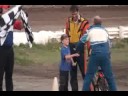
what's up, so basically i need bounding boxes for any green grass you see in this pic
[14,39,128,66]
[111,38,128,65]
[111,45,128,65]
[14,42,61,66]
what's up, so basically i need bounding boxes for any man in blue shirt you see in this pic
[76,16,117,91]
[59,34,79,91]
[0,5,23,91]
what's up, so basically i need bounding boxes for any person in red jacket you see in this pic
[0,5,23,91]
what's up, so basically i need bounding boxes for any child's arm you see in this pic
[71,57,77,66]
[65,53,79,60]
[65,53,79,66]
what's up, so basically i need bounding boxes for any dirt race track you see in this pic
[3,6,128,91]
[27,6,128,31]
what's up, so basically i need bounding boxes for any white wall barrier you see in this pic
[13,30,65,46]
[106,27,120,39]
[13,26,128,46]
[119,26,128,39]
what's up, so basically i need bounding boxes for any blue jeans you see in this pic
[82,52,117,91]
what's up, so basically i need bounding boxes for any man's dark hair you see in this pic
[70,5,79,12]
[0,8,3,14]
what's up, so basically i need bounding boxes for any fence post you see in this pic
[119,26,124,39]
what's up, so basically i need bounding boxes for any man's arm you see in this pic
[13,20,23,30]
[80,19,91,56]
[81,20,90,36]
[76,33,89,53]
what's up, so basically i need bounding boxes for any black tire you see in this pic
[92,70,109,91]
[91,75,99,91]
[97,77,109,91]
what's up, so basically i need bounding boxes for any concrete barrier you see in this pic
[13,26,128,46]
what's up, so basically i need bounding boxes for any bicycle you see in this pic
[91,66,109,91]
